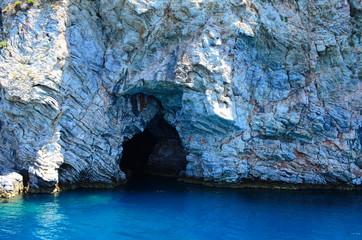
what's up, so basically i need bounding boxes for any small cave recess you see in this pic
[120,115,187,178]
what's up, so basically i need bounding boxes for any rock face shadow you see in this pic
[120,114,187,179]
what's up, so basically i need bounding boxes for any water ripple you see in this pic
[1,177,362,240]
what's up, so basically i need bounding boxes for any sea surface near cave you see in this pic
[1,176,362,240]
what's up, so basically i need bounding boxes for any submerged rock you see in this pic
[0,0,361,196]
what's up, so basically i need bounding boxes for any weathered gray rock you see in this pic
[0,0,361,195]
[0,172,23,198]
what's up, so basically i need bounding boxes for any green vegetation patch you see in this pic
[0,41,8,49]
[14,1,22,10]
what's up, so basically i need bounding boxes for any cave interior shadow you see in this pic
[120,114,187,180]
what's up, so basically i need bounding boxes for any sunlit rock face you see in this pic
[0,0,361,195]
[0,172,23,198]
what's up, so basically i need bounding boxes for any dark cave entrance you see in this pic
[120,115,187,178]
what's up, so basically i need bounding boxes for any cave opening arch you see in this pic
[120,113,187,179]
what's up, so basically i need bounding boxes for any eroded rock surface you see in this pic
[0,172,23,198]
[0,0,361,196]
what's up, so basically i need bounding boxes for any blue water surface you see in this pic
[1,176,362,240]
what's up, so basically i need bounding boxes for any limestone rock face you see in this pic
[0,172,23,198]
[0,0,361,194]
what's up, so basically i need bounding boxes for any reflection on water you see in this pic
[33,201,69,240]
[0,196,25,237]
[0,195,70,240]
[1,176,362,240]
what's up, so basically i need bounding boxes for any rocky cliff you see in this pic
[0,0,361,197]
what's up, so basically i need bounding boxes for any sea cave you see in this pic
[120,115,187,178]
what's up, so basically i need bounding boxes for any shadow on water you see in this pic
[58,174,362,209]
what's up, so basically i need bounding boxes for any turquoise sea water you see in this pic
[1,176,362,240]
